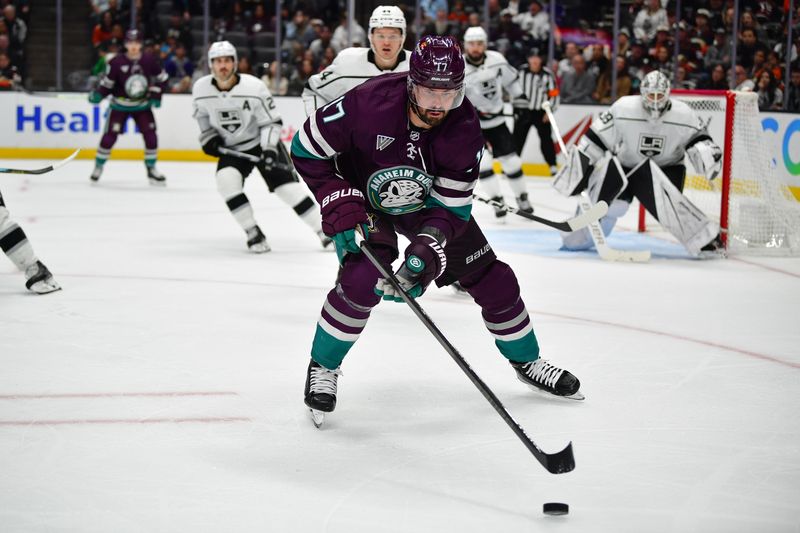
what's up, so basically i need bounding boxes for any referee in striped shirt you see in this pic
[512,52,560,176]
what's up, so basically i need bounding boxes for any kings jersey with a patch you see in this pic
[291,72,485,241]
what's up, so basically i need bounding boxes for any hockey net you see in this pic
[637,89,800,255]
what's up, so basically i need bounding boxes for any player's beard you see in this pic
[410,103,447,128]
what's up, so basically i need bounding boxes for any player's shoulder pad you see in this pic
[485,50,511,66]
[237,73,266,91]
[191,74,215,97]
[333,47,370,66]
[665,98,702,128]
[435,100,485,169]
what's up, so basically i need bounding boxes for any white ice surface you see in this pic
[1,160,799,533]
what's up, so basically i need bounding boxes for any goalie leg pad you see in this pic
[633,160,718,256]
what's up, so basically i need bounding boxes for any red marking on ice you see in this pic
[0,391,239,400]
[0,417,250,426]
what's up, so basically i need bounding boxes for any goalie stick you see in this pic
[357,235,575,475]
[542,102,651,263]
[217,146,293,172]
[473,194,607,232]
[0,149,80,175]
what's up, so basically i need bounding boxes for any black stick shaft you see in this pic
[360,241,575,474]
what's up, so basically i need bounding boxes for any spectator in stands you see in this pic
[756,69,783,110]
[733,64,755,91]
[420,0,448,21]
[249,4,272,34]
[262,61,288,96]
[586,44,609,79]
[749,48,768,79]
[700,63,729,89]
[309,25,333,65]
[738,28,769,70]
[785,68,800,111]
[165,42,194,93]
[617,27,631,58]
[491,9,526,64]
[3,5,26,52]
[692,9,714,44]
[424,9,460,39]
[286,10,319,48]
[89,0,112,25]
[674,65,696,89]
[287,57,314,95]
[740,10,767,43]
[705,28,731,68]
[626,41,650,88]
[595,55,631,103]
[165,13,193,52]
[651,45,673,78]
[514,0,549,54]
[331,13,366,51]
[448,1,469,29]
[319,46,336,70]
[226,1,248,32]
[560,54,596,103]
[557,41,579,77]
[237,54,253,75]
[92,11,115,50]
[633,0,667,44]
[0,51,20,89]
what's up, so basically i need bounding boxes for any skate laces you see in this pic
[522,359,564,388]
[309,366,341,395]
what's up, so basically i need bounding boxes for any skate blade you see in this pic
[310,409,325,428]
[520,379,586,401]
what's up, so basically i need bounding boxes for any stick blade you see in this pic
[52,149,81,170]
[544,441,576,474]
[566,200,608,231]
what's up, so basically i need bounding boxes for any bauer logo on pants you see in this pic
[216,109,243,134]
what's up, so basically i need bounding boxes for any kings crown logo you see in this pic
[366,166,433,215]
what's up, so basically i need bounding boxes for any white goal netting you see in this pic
[642,90,800,256]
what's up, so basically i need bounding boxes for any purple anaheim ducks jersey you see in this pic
[97,52,168,111]
[291,72,485,242]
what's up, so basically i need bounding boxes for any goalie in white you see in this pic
[463,26,532,219]
[0,189,60,294]
[554,71,724,256]
[301,5,410,115]
[192,41,329,252]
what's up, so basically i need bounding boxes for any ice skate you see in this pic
[317,230,333,249]
[304,359,341,428]
[89,165,103,183]
[549,165,558,176]
[510,358,584,400]
[24,261,61,294]
[246,226,271,253]
[516,192,533,214]
[146,166,167,187]
[491,195,507,222]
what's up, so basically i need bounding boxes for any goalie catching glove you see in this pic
[375,230,447,301]
[686,138,722,181]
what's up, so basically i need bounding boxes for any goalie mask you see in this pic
[641,71,671,119]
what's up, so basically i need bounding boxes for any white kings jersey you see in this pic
[192,73,282,152]
[464,50,524,129]
[301,48,410,115]
[582,95,710,168]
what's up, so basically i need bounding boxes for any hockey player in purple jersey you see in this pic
[88,29,169,186]
[291,36,583,425]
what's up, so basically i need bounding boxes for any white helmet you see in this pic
[463,26,488,44]
[641,70,671,118]
[368,5,406,52]
[207,40,238,71]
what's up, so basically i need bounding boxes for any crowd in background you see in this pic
[3,0,799,112]
[0,0,28,90]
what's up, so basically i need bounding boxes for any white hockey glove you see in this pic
[687,139,722,181]
[260,124,282,170]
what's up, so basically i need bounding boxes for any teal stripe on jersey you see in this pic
[495,330,540,362]
[425,196,472,221]
[291,132,324,160]
[310,324,355,369]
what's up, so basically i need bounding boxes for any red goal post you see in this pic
[636,89,800,255]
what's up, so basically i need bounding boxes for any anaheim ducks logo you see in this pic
[366,166,433,215]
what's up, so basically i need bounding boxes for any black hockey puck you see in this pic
[543,502,569,515]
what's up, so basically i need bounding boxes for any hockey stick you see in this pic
[473,194,607,232]
[358,236,575,474]
[542,102,651,262]
[0,149,80,175]
[218,146,293,172]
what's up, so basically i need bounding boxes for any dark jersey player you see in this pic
[88,29,169,186]
[291,36,584,426]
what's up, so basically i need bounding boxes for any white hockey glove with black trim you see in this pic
[687,139,722,181]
